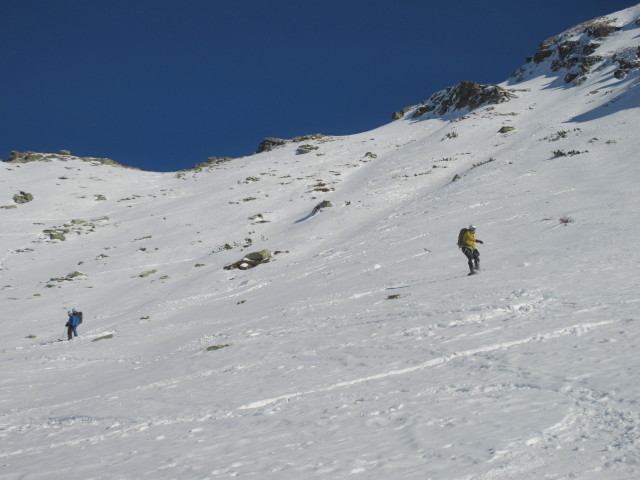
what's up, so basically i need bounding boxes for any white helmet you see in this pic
[469,224,476,230]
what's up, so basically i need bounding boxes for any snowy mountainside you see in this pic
[1,5,640,479]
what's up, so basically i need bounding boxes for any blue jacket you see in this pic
[67,314,80,327]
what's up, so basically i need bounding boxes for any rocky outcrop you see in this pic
[256,138,288,153]
[612,48,640,79]
[514,14,637,86]
[256,134,325,153]
[296,144,319,155]
[291,134,324,143]
[586,22,622,39]
[5,151,133,168]
[7,151,54,163]
[390,106,413,122]
[411,82,516,119]
[190,156,236,171]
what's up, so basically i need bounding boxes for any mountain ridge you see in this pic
[5,5,638,173]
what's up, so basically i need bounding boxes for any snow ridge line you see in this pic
[237,319,612,410]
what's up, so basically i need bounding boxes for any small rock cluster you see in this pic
[46,271,87,288]
[13,191,34,204]
[41,216,110,242]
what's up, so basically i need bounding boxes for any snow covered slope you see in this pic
[1,5,639,479]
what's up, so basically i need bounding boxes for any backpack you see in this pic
[77,312,83,324]
[457,228,469,249]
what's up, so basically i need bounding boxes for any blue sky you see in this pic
[1,0,635,172]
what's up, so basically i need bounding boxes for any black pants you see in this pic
[67,325,78,340]
[462,248,480,271]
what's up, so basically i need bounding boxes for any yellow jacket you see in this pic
[463,230,478,250]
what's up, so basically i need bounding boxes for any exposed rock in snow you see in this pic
[411,81,517,118]
[256,137,289,153]
[256,134,326,154]
[6,150,133,168]
[514,10,639,86]
[12,190,33,204]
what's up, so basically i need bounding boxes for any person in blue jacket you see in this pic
[65,309,80,340]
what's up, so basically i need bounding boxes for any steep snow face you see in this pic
[1,6,640,480]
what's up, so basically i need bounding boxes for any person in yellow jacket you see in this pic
[462,225,483,275]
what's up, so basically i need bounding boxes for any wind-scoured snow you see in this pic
[1,5,639,480]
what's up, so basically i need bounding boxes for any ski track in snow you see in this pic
[236,320,613,410]
[0,319,622,463]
